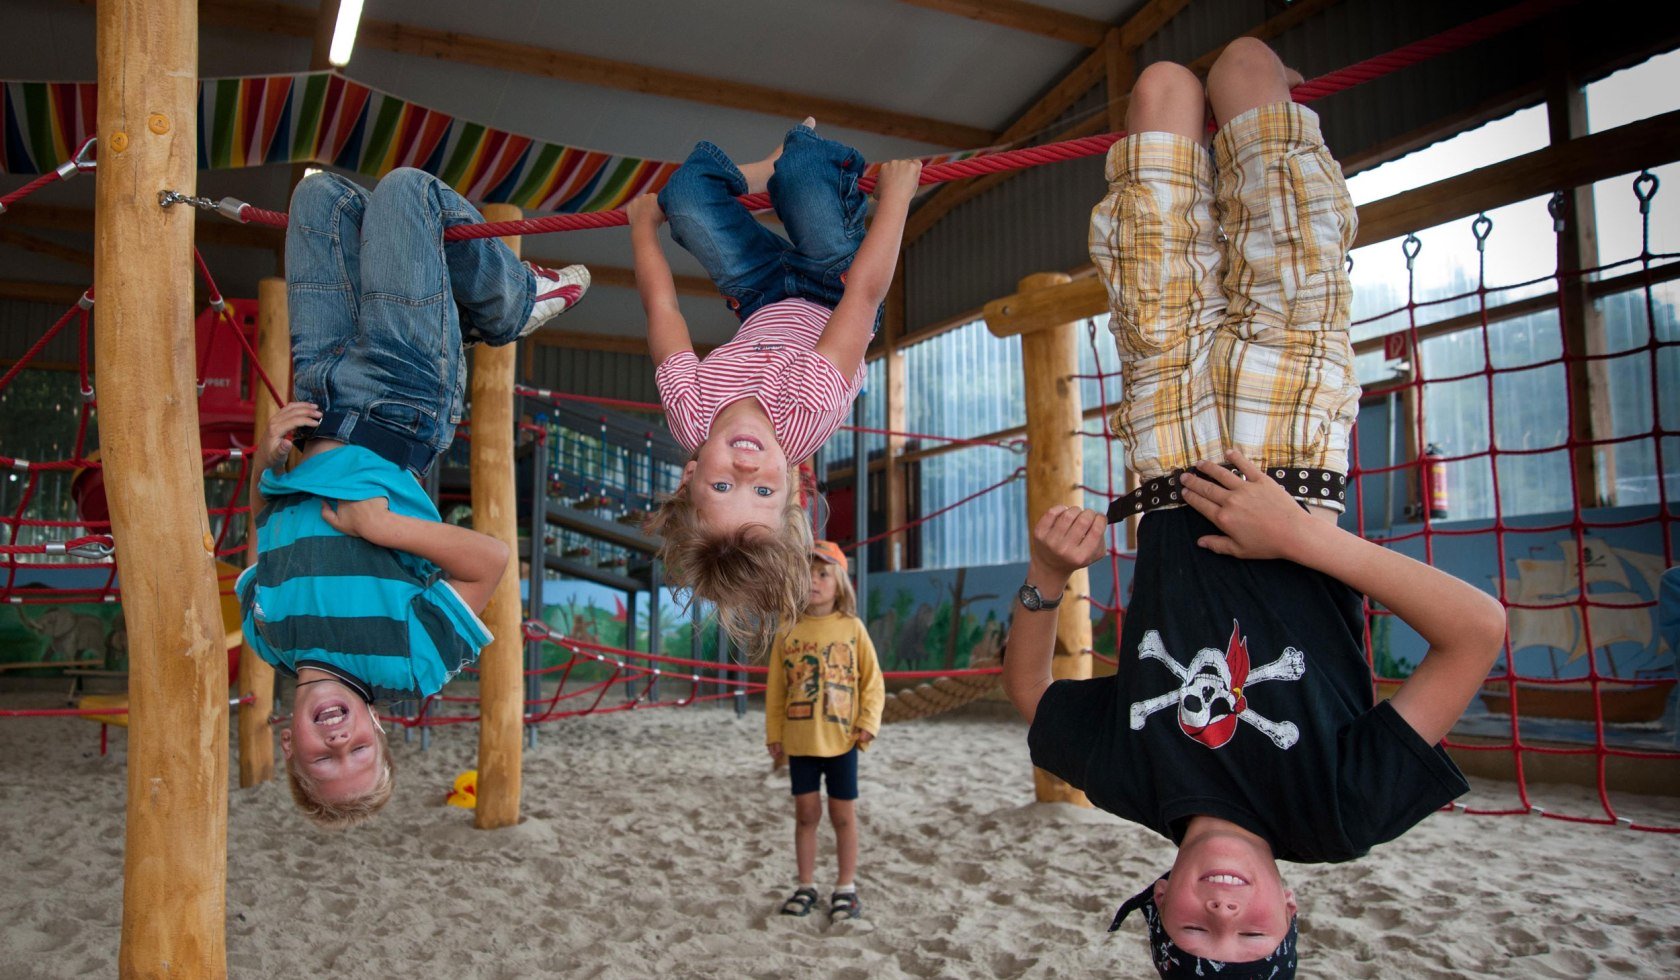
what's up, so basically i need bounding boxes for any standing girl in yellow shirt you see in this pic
[765,540,884,921]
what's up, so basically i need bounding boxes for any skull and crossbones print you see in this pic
[1128,621,1306,750]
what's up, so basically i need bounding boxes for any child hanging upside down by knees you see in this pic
[1001,40,1506,976]
[764,541,884,922]
[627,119,921,647]
[238,167,590,829]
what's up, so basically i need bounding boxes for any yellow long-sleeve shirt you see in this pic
[764,612,884,757]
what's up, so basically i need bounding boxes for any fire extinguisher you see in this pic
[1421,443,1448,520]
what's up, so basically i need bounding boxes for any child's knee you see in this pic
[1208,37,1282,92]
[1133,62,1202,112]
[371,167,440,206]
[289,170,356,223]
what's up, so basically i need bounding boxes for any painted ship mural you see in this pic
[1481,538,1675,723]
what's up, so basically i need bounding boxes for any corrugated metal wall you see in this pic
[0,300,89,369]
[525,343,661,409]
[904,0,1562,333]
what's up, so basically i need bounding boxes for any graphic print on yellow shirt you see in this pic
[782,639,858,726]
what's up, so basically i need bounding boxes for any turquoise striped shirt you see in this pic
[236,445,493,703]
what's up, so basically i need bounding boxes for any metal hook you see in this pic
[1401,234,1422,269]
[1547,191,1566,233]
[66,539,116,561]
[1471,214,1493,251]
[1633,171,1658,214]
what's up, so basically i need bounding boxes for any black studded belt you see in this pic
[1106,465,1348,523]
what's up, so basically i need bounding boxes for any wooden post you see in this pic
[237,277,288,787]
[994,272,1092,807]
[1546,25,1615,508]
[882,257,909,570]
[96,0,227,974]
[473,203,525,830]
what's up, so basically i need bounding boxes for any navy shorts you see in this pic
[789,748,858,800]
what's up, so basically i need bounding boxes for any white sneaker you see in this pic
[520,262,590,337]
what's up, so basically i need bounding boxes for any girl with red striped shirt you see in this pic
[628,119,920,648]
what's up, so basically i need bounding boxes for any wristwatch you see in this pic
[1017,582,1063,611]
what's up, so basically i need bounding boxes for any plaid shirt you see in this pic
[1090,104,1361,506]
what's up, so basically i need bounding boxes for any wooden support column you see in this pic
[473,203,525,830]
[1546,28,1616,507]
[238,276,288,788]
[96,0,228,974]
[994,273,1092,807]
[882,258,909,570]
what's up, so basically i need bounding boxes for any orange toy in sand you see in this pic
[445,769,478,808]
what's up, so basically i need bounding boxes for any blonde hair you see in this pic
[645,479,814,655]
[813,558,858,619]
[285,725,395,830]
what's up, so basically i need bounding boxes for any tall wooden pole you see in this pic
[238,277,289,787]
[96,0,228,973]
[473,203,525,829]
[995,272,1093,806]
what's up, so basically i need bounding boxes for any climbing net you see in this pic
[6,0,1672,829]
[1076,165,1678,832]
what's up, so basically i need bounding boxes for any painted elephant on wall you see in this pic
[16,606,109,661]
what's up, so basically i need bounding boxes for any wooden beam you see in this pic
[0,227,93,268]
[8,203,282,250]
[1115,0,1192,48]
[1354,108,1680,248]
[897,0,1108,48]
[906,0,1339,243]
[97,0,228,973]
[985,109,1680,335]
[1547,23,1614,507]
[526,329,717,358]
[526,257,715,298]
[195,0,994,147]
[1181,0,1345,74]
[0,280,88,305]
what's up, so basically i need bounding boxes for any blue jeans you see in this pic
[286,168,533,477]
[658,125,880,331]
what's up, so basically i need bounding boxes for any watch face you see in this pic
[1017,583,1040,610]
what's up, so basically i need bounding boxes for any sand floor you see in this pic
[1,692,1677,978]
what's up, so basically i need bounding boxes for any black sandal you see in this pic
[829,890,861,921]
[780,886,819,917]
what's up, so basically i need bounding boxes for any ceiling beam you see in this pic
[905,0,1340,242]
[896,0,1108,48]
[193,0,995,148]
[527,329,717,358]
[7,203,283,250]
[0,227,95,268]
[0,280,89,305]
[526,257,716,298]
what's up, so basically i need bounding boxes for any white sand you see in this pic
[1,693,1677,978]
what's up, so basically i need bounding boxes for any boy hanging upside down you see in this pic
[239,168,590,829]
[1001,40,1506,977]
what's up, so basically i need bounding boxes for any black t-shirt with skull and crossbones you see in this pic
[1028,507,1469,863]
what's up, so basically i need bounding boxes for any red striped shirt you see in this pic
[655,299,864,463]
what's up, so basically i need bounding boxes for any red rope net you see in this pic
[1075,169,1678,833]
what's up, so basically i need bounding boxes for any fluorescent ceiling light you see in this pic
[328,0,365,68]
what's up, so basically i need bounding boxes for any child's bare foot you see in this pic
[740,118,815,193]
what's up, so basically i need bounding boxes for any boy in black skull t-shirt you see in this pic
[999,38,1506,979]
